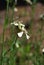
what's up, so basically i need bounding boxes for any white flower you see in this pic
[11,21,30,39]
[17,31,23,37]
[42,48,44,53]
[11,21,24,26]
[14,8,18,12]
[19,22,25,27]
[18,22,25,30]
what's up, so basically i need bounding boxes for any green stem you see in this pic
[1,27,5,65]
[1,1,9,65]
[6,0,9,15]
[10,3,15,23]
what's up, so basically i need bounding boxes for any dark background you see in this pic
[0,0,44,10]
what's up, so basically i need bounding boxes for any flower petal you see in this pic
[19,22,25,26]
[11,22,18,26]
[42,48,44,52]
[17,31,23,37]
[14,23,18,26]
[26,34,30,39]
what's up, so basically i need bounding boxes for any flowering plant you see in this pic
[11,20,30,39]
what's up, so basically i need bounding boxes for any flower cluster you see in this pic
[11,20,30,39]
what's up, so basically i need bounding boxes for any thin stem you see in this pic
[1,0,9,65]
[6,0,9,15]
[1,28,5,65]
